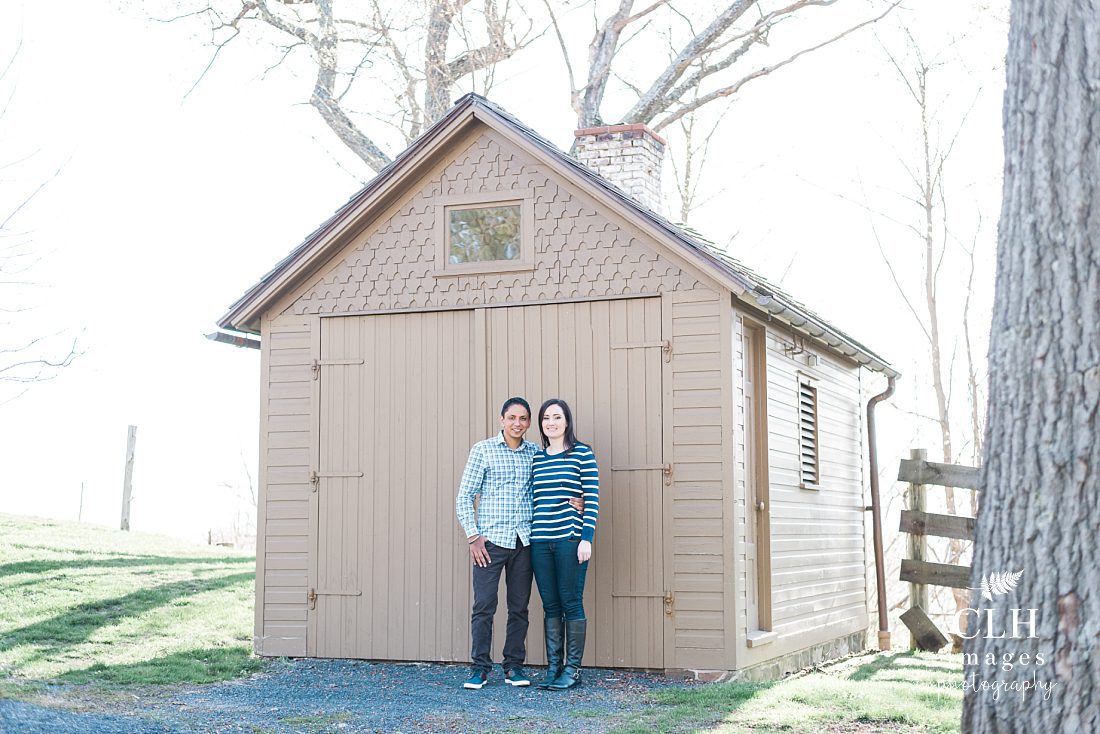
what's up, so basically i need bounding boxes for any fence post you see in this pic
[907,448,928,650]
[120,425,137,531]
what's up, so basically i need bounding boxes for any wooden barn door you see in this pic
[310,311,482,661]
[486,298,667,669]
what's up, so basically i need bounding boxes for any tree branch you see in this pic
[369,0,422,139]
[577,0,637,126]
[621,0,757,124]
[651,1,899,131]
[540,0,581,117]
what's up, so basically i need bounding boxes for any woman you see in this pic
[530,398,600,690]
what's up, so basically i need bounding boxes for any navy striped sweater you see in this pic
[531,443,600,542]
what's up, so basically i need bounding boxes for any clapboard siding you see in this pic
[669,290,728,669]
[256,314,313,657]
[737,324,867,664]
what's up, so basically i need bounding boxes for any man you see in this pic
[455,397,539,690]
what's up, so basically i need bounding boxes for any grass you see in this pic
[0,513,264,692]
[607,651,964,734]
[0,514,964,733]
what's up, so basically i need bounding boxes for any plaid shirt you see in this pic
[455,432,539,549]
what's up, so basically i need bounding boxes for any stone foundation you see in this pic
[669,629,870,683]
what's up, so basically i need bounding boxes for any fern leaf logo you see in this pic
[980,570,1023,601]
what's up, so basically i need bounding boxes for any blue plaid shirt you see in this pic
[456,432,539,548]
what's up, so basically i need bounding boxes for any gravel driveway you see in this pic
[0,660,688,733]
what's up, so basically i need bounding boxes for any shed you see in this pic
[218,93,898,677]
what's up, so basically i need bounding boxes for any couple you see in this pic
[454,396,600,691]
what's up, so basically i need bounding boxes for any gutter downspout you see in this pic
[867,374,896,651]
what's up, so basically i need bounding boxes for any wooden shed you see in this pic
[218,93,899,677]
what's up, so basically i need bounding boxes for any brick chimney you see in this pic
[573,124,666,213]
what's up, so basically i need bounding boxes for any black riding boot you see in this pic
[538,616,565,688]
[548,619,586,690]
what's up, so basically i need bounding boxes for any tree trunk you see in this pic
[963,2,1099,732]
[424,0,458,123]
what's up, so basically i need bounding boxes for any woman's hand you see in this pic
[577,540,592,563]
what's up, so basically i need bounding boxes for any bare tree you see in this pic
[665,93,732,224]
[544,0,899,131]
[215,451,259,549]
[179,0,537,172]
[0,43,77,403]
[964,0,1099,729]
[177,1,896,174]
[837,31,990,631]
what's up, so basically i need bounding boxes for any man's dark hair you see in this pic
[500,397,531,418]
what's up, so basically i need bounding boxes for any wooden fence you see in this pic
[896,448,981,651]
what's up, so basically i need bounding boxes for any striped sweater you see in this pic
[530,443,600,542]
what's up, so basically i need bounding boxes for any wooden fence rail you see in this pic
[896,449,980,652]
[897,458,981,490]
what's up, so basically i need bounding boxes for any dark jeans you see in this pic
[470,540,532,673]
[531,539,589,622]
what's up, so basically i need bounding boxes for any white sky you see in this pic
[0,0,1008,544]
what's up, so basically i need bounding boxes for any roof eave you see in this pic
[216,101,483,334]
[747,292,900,379]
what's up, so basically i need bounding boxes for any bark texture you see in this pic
[963,2,1100,731]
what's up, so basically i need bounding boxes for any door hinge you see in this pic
[307,587,363,610]
[309,470,364,491]
[311,358,365,379]
[664,590,675,616]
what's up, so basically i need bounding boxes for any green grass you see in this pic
[607,651,964,734]
[0,513,264,690]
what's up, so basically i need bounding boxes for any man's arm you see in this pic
[456,443,491,567]
[456,443,486,538]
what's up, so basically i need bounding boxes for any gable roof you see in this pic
[218,93,898,379]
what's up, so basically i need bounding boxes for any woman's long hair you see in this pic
[537,398,582,451]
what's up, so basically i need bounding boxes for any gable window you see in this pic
[449,204,521,263]
[797,376,820,488]
[435,192,535,275]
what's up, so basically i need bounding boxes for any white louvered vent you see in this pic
[798,378,819,486]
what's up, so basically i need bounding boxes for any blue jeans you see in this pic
[531,539,589,622]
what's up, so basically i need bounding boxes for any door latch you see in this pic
[664,590,675,616]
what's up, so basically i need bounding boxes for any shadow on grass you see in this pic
[56,646,265,685]
[606,680,773,734]
[846,652,960,683]
[0,572,255,662]
[0,555,253,579]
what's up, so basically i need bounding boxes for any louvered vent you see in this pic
[798,379,819,486]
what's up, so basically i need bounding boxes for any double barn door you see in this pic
[308,298,669,668]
